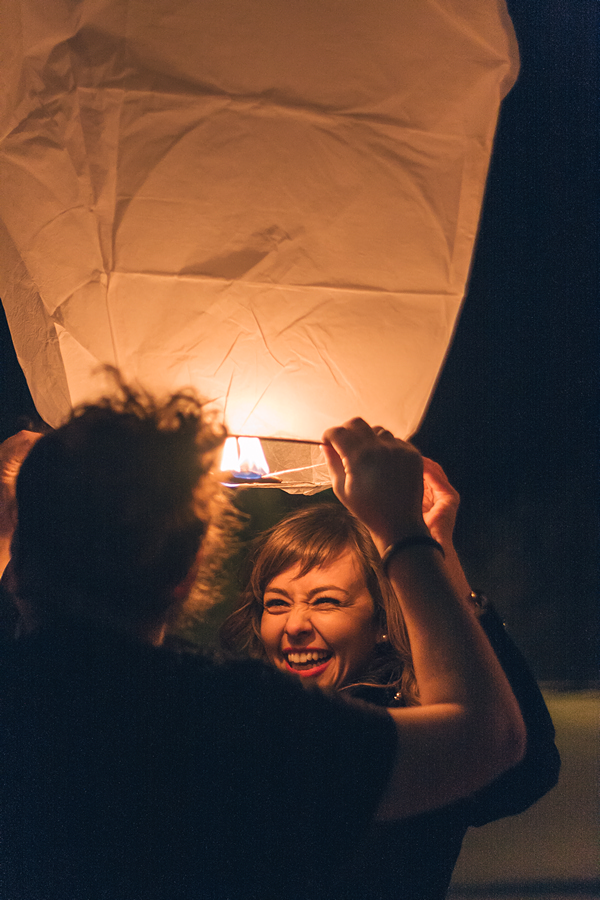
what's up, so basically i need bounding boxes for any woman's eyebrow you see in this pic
[306,585,350,599]
[263,586,292,598]
[263,584,350,599]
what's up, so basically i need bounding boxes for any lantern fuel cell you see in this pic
[0,0,519,492]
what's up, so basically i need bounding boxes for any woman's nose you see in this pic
[284,605,313,638]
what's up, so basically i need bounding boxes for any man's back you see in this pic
[0,622,395,900]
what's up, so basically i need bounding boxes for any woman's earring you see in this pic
[380,634,388,642]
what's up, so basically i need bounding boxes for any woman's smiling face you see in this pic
[259,547,381,689]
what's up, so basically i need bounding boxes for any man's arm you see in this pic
[322,420,526,822]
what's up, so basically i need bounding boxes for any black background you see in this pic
[1,0,598,682]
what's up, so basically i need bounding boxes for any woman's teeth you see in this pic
[286,650,331,668]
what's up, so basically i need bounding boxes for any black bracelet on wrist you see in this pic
[380,535,445,577]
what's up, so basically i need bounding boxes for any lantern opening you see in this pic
[219,437,279,485]
[219,438,331,493]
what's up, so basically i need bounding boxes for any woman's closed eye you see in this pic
[262,595,342,612]
[263,597,291,612]
[312,596,341,607]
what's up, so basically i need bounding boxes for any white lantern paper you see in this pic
[0,0,518,491]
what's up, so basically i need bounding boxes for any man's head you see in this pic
[12,383,227,636]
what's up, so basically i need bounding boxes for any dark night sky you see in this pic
[1,1,598,681]
[414,0,599,683]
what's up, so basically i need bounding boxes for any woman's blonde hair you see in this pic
[220,503,419,705]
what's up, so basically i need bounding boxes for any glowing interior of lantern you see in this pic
[220,437,270,478]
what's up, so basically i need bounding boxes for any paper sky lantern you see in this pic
[0,0,518,491]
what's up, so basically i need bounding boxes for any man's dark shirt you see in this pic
[0,622,396,900]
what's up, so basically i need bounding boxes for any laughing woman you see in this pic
[220,457,560,900]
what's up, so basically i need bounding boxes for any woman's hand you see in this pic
[0,430,41,577]
[421,457,471,601]
[321,419,428,554]
[421,457,459,549]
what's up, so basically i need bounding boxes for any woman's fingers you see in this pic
[320,440,346,498]
[372,426,395,440]
[322,419,426,548]
[322,417,374,455]
[422,456,452,488]
[422,457,459,505]
[321,419,375,505]
[421,457,460,545]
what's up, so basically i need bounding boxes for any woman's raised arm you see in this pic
[322,419,526,821]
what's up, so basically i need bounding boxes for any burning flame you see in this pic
[219,437,270,479]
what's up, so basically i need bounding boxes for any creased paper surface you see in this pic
[0,0,518,490]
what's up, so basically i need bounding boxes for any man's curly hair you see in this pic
[13,377,235,632]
